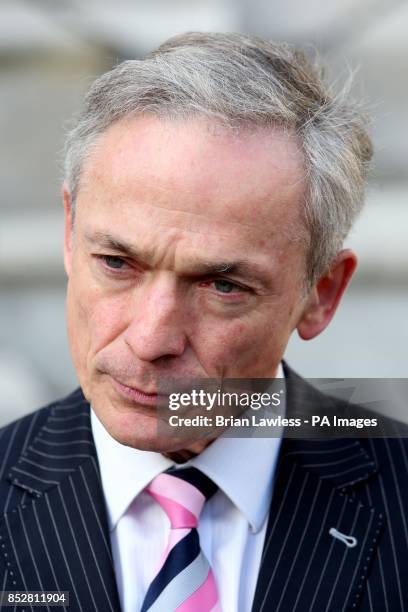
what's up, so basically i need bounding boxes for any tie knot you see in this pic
[146,467,217,529]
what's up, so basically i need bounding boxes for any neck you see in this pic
[163,449,198,463]
[163,434,217,463]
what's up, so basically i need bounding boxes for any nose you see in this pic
[123,275,187,362]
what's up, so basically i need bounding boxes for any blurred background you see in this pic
[1,0,407,426]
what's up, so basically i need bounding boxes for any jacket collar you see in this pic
[280,362,378,488]
[7,387,95,498]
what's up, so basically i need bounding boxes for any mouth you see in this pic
[110,377,160,407]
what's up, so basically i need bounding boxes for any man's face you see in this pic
[64,116,309,451]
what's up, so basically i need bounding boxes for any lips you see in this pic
[110,377,160,406]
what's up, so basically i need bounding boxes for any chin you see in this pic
[107,415,210,454]
[92,404,180,452]
[108,428,197,454]
[90,379,210,453]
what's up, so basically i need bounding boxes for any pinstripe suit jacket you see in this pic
[0,368,407,612]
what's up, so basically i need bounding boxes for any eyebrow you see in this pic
[85,230,271,288]
[84,231,148,262]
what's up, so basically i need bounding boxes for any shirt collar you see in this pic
[91,409,173,531]
[189,428,282,533]
[91,363,284,534]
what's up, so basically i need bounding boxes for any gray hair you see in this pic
[64,31,373,286]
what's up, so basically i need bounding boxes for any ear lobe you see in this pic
[63,184,73,276]
[297,250,357,341]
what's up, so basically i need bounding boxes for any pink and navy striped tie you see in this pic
[140,467,220,612]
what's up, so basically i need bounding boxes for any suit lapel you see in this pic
[0,390,121,612]
[252,368,385,612]
[252,438,384,612]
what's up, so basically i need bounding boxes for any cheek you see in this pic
[192,318,269,375]
[192,304,296,377]
[66,275,130,366]
[66,280,90,388]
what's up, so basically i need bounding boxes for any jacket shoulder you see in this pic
[0,388,85,475]
[283,361,408,444]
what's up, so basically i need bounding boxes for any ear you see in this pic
[297,249,357,340]
[63,183,74,276]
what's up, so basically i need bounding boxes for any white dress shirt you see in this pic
[91,368,284,612]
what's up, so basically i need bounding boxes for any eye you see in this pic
[213,279,244,294]
[100,255,127,270]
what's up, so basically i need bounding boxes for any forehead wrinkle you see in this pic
[117,196,303,242]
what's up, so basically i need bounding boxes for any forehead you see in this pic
[76,116,307,267]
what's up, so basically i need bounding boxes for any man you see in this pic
[0,32,406,612]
